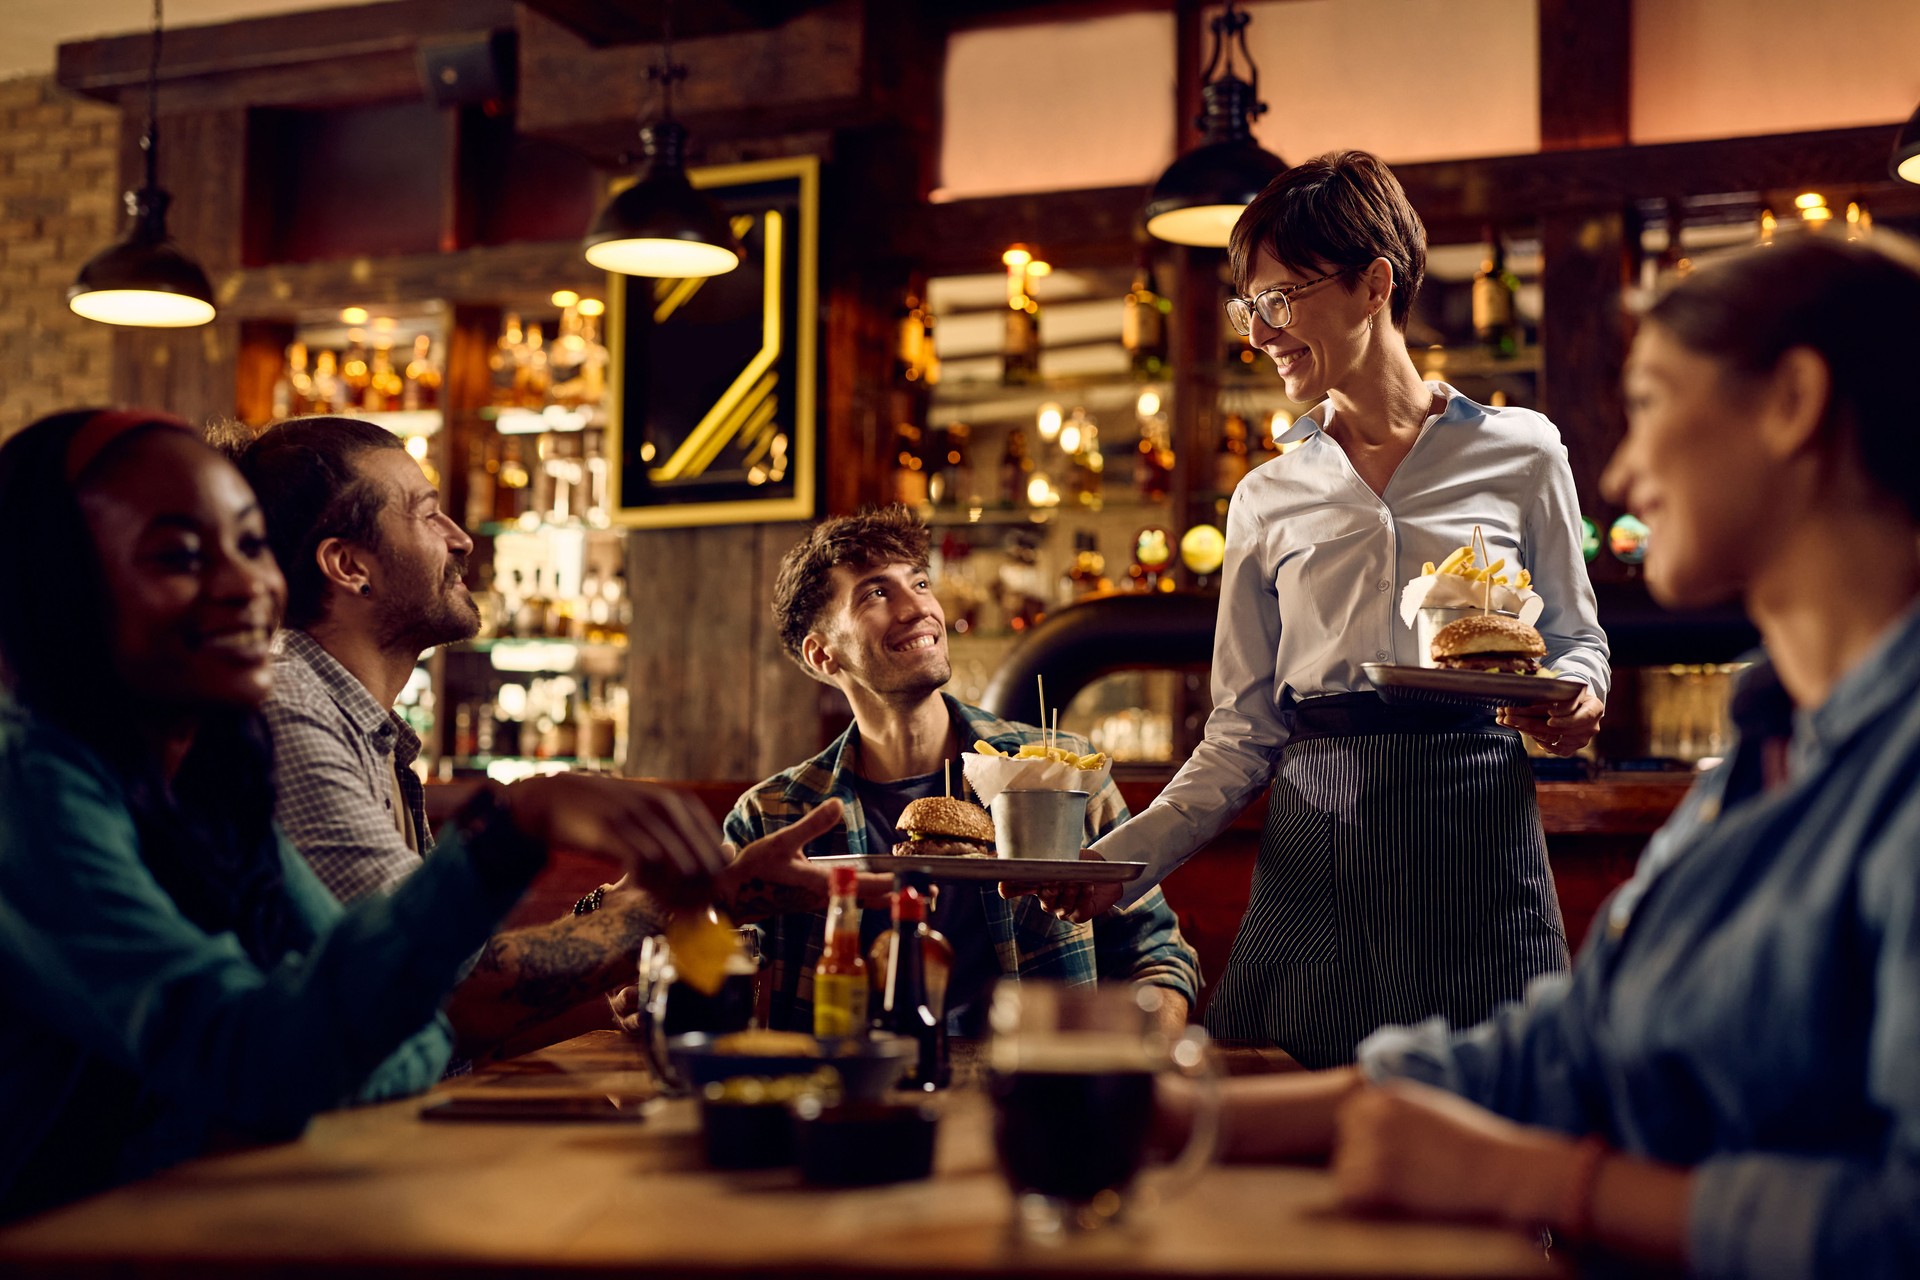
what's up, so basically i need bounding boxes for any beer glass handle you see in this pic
[1149,1025,1220,1203]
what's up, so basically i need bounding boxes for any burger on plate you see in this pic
[893,796,996,858]
[1430,614,1547,675]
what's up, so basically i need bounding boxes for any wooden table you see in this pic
[0,1033,1564,1279]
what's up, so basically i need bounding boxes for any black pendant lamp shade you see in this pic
[583,119,742,278]
[68,0,216,328]
[69,187,216,327]
[1144,1,1286,248]
[1892,102,1920,185]
[583,4,741,279]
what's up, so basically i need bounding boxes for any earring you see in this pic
[358,583,372,597]
[1367,310,1377,331]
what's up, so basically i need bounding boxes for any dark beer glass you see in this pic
[987,983,1217,1238]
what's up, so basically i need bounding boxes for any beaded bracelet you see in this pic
[573,886,606,916]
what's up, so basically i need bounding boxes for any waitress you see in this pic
[1055,150,1609,1068]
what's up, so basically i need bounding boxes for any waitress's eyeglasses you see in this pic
[1225,271,1346,335]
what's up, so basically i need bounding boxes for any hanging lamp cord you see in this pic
[141,0,163,191]
[1198,0,1267,125]
[648,0,689,124]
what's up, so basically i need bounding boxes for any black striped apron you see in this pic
[1203,692,1570,1069]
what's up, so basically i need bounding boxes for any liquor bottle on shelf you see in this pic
[271,342,315,420]
[341,334,372,407]
[490,313,525,408]
[402,334,440,412]
[892,421,928,507]
[813,865,869,1039]
[310,349,344,414]
[1472,225,1521,358]
[463,562,496,639]
[515,568,550,639]
[999,426,1034,508]
[523,324,552,407]
[465,436,498,531]
[1136,415,1174,503]
[1122,256,1171,381]
[1214,412,1252,495]
[1065,531,1107,600]
[1001,246,1045,387]
[366,342,402,412]
[494,435,531,523]
[929,423,973,509]
[895,293,935,386]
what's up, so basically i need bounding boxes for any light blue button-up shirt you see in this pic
[1096,383,1609,899]
[1360,598,1920,1279]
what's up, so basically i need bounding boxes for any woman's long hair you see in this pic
[0,410,304,966]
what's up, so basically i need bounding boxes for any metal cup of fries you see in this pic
[962,740,1111,860]
[989,789,1091,860]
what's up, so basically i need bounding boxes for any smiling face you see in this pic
[78,431,287,712]
[1603,321,1782,609]
[355,447,479,652]
[808,561,950,702]
[1243,247,1372,403]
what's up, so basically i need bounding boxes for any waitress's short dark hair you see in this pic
[1228,149,1427,330]
[1647,234,1920,522]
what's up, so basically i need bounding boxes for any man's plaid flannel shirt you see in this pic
[725,694,1201,1031]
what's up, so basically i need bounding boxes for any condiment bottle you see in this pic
[882,886,950,1090]
[812,865,868,1039]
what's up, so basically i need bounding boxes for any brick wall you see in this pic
[0,75,120,442]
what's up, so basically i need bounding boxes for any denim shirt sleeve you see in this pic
[1687,798,1920,1280]
[1356,971,1604,1137]
[0,732,516,1142]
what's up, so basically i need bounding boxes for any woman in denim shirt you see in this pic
[1164,235,1920,1278]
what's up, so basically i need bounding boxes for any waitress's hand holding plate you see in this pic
[1498,685,1605,756]
[999,849,1126,923]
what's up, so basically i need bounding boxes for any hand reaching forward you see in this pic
[499,775,728,897]
[715,799,893,923]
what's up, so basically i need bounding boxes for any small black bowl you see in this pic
[700,1097,797,1169]
[793,1097,939,1186]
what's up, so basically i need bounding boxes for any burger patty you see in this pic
[1436,655,1541,675]
[893,837,995,858]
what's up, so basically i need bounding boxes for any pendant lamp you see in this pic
[68,0,216,328]
[1142,0,1286,248]
[1891,102,1920,184]
[583,5,742,278]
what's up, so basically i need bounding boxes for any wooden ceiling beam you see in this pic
[56,0,514,105]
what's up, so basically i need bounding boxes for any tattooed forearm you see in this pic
[449,892,663,1057]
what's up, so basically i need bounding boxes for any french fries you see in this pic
[973,740,1108,770]
[1423,545,1526,590]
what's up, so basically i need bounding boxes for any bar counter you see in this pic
[0,1031,1565,1280]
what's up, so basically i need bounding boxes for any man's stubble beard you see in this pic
[374,553,482,655]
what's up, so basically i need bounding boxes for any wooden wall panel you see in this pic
[108,108,247,424]
[1537,207,1630,570]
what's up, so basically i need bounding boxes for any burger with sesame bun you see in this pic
[1430,613,1548,675]
[893,796,997,858]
